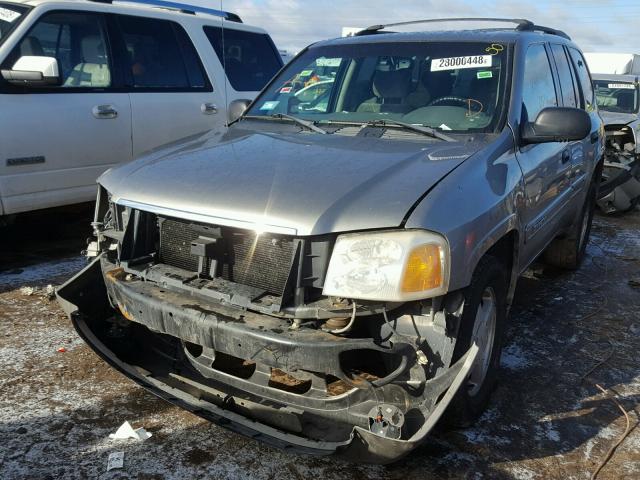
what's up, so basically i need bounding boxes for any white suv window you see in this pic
[117,15,205,89]
[5,11,111,88]
[204,26,282,92]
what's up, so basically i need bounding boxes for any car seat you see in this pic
[357,68,413,114]
[64,36,110,87]
[406,68,433,109]
[617,90,635,111]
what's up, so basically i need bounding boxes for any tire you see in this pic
[444,255,508,428]
[543,179,597,270]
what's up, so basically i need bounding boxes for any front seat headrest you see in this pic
[372,68,412,100]
[617,90,635,111]
[81,36,107,64]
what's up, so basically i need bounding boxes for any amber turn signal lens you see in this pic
[401,244,443,293]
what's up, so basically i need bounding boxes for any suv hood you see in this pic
[100,128,482,236]
[600,111,639,126]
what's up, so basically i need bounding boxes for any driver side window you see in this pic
[3,11,111,88]
[522,44,558,122]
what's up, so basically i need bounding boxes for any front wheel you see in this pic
[444,255,508,427]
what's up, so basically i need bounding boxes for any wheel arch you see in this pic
[465,223,521,309]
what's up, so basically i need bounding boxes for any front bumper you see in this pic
[57,257,477,464]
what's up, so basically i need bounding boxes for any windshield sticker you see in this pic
[431,55,492,72]
[280,87,292,94]
[299,70,313,77]
[259,101,280,111]
[0,7,20,22]
[316,58,342,67]
[608,83,635,90]
[485,44,504,55]
[439,124,452,131]
[477,71,493,79]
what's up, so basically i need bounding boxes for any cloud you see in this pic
[190,0,639,53]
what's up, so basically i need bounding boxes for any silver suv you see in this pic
[58,18,604,463]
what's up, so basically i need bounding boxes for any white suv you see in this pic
[0,0,283,218]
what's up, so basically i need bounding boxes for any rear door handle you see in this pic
[590,132,599,144]
[92,104,118,119]
[201,103,218,115]
[561,149,571,163]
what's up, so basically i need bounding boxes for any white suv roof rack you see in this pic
[87,0,243,22]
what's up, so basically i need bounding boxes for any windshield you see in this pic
[0,2,28,45]
[594,80,639,114]
[246,41,510,133]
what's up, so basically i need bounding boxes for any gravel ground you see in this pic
[0,207,639,480]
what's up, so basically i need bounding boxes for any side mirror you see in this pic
[228,99,251,123]
[1,56,61,86]
[521,107,591,144]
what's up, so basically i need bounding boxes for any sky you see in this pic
[187,0,640,54]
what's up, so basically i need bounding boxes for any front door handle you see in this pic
[92,104,118,119]
[561,149,571,164]
[201,103,218,115]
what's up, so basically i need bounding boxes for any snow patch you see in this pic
[0,256,85,289]
[501,343,531,370]
[462,428,512,446]
[534,422,560,442]
[507,465,539,480]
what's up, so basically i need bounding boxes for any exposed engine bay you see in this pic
[597,123,640,213]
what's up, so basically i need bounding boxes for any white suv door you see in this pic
[0,10,132,215]
[115,14,226,157]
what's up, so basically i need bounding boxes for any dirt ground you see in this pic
[0,206,638,480]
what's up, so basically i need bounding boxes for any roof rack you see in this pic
[356,18,570,40]
[88,0,243,22]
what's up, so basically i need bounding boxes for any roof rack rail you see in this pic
[88,0,243,22]
[356,17,570,40]
[525,24,571,40]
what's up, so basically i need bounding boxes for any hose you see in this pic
[329,301,357,334]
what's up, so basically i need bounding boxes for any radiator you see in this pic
[158,217,296,295]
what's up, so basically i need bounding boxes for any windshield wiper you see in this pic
[270,113,327,134]
[364,119,455,142]
[243,114,327,134]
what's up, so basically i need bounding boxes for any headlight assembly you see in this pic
[322,230,450,302]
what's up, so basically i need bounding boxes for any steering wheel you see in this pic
[427,96,484,115]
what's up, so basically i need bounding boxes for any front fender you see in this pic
[405,131,521,290]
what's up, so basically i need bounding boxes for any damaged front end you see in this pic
[58,190,477,463]
[597,124,640,214]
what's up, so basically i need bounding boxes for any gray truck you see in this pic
[58,18,604,463]
[592,74,640,213]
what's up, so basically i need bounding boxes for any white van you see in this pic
[0,0,283,219]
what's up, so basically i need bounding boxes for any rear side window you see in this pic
[204,26,282,92]
[117,16,206,89]
[550,44,578,108]
[568,47,595,111]
[2,11,111,88]
[522,44,558,121]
